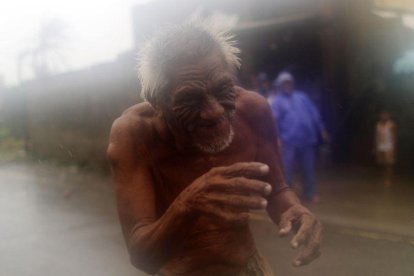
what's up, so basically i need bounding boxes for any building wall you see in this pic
[14,53,139,170]
[3,0,413,171]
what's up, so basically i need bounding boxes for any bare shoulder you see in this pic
[107,102,157,162]
[235,86,269,110]
[235,86,273,128]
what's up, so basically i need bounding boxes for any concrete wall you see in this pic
[15,52,140,170]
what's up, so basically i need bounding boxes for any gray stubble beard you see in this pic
[194,125,235,154]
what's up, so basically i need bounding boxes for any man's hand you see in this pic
[176,162,272,223]
[278,204,322,267]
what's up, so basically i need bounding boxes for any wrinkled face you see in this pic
[162,55,236,154]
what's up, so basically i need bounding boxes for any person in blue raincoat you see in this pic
[269,72,329,203]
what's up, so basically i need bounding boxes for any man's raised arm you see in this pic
[107,118,195,274]
[243,91,322,267]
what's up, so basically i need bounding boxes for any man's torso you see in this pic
[125,88,267,275]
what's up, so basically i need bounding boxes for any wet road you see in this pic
[0,162,413,276]
[0,162,140,276]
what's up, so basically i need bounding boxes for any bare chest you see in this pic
[151,124,258,209]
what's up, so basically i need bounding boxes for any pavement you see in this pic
[252,164,414,276]
[0,161,413,276]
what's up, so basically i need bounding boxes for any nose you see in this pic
[200,96,225,121]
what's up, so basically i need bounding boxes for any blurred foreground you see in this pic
[0,161,413,276]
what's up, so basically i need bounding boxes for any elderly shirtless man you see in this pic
[107,21,321,275]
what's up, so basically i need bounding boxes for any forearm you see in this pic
[128,202,196,273]
[266,188,301,225]
[258,147,301,224]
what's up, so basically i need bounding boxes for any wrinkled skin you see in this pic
[107,55,321,275]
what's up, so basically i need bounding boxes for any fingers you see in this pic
[293,247,321,267]
[278,208,294,237]
[277,205,322,267]
[293,220,322,267]
[208,193,267,210]
[213,162,269,179]
[210,177,272,196]
[290,214,314,249]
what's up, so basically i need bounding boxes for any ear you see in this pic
[153,110,172,142]
[155,103,174,126]
[154,108,163,118]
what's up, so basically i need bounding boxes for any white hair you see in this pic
[137,18,241,106]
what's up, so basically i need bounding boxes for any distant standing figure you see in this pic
[269,72,329,203]
[256,72,273,97]
[375,111,396,187]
